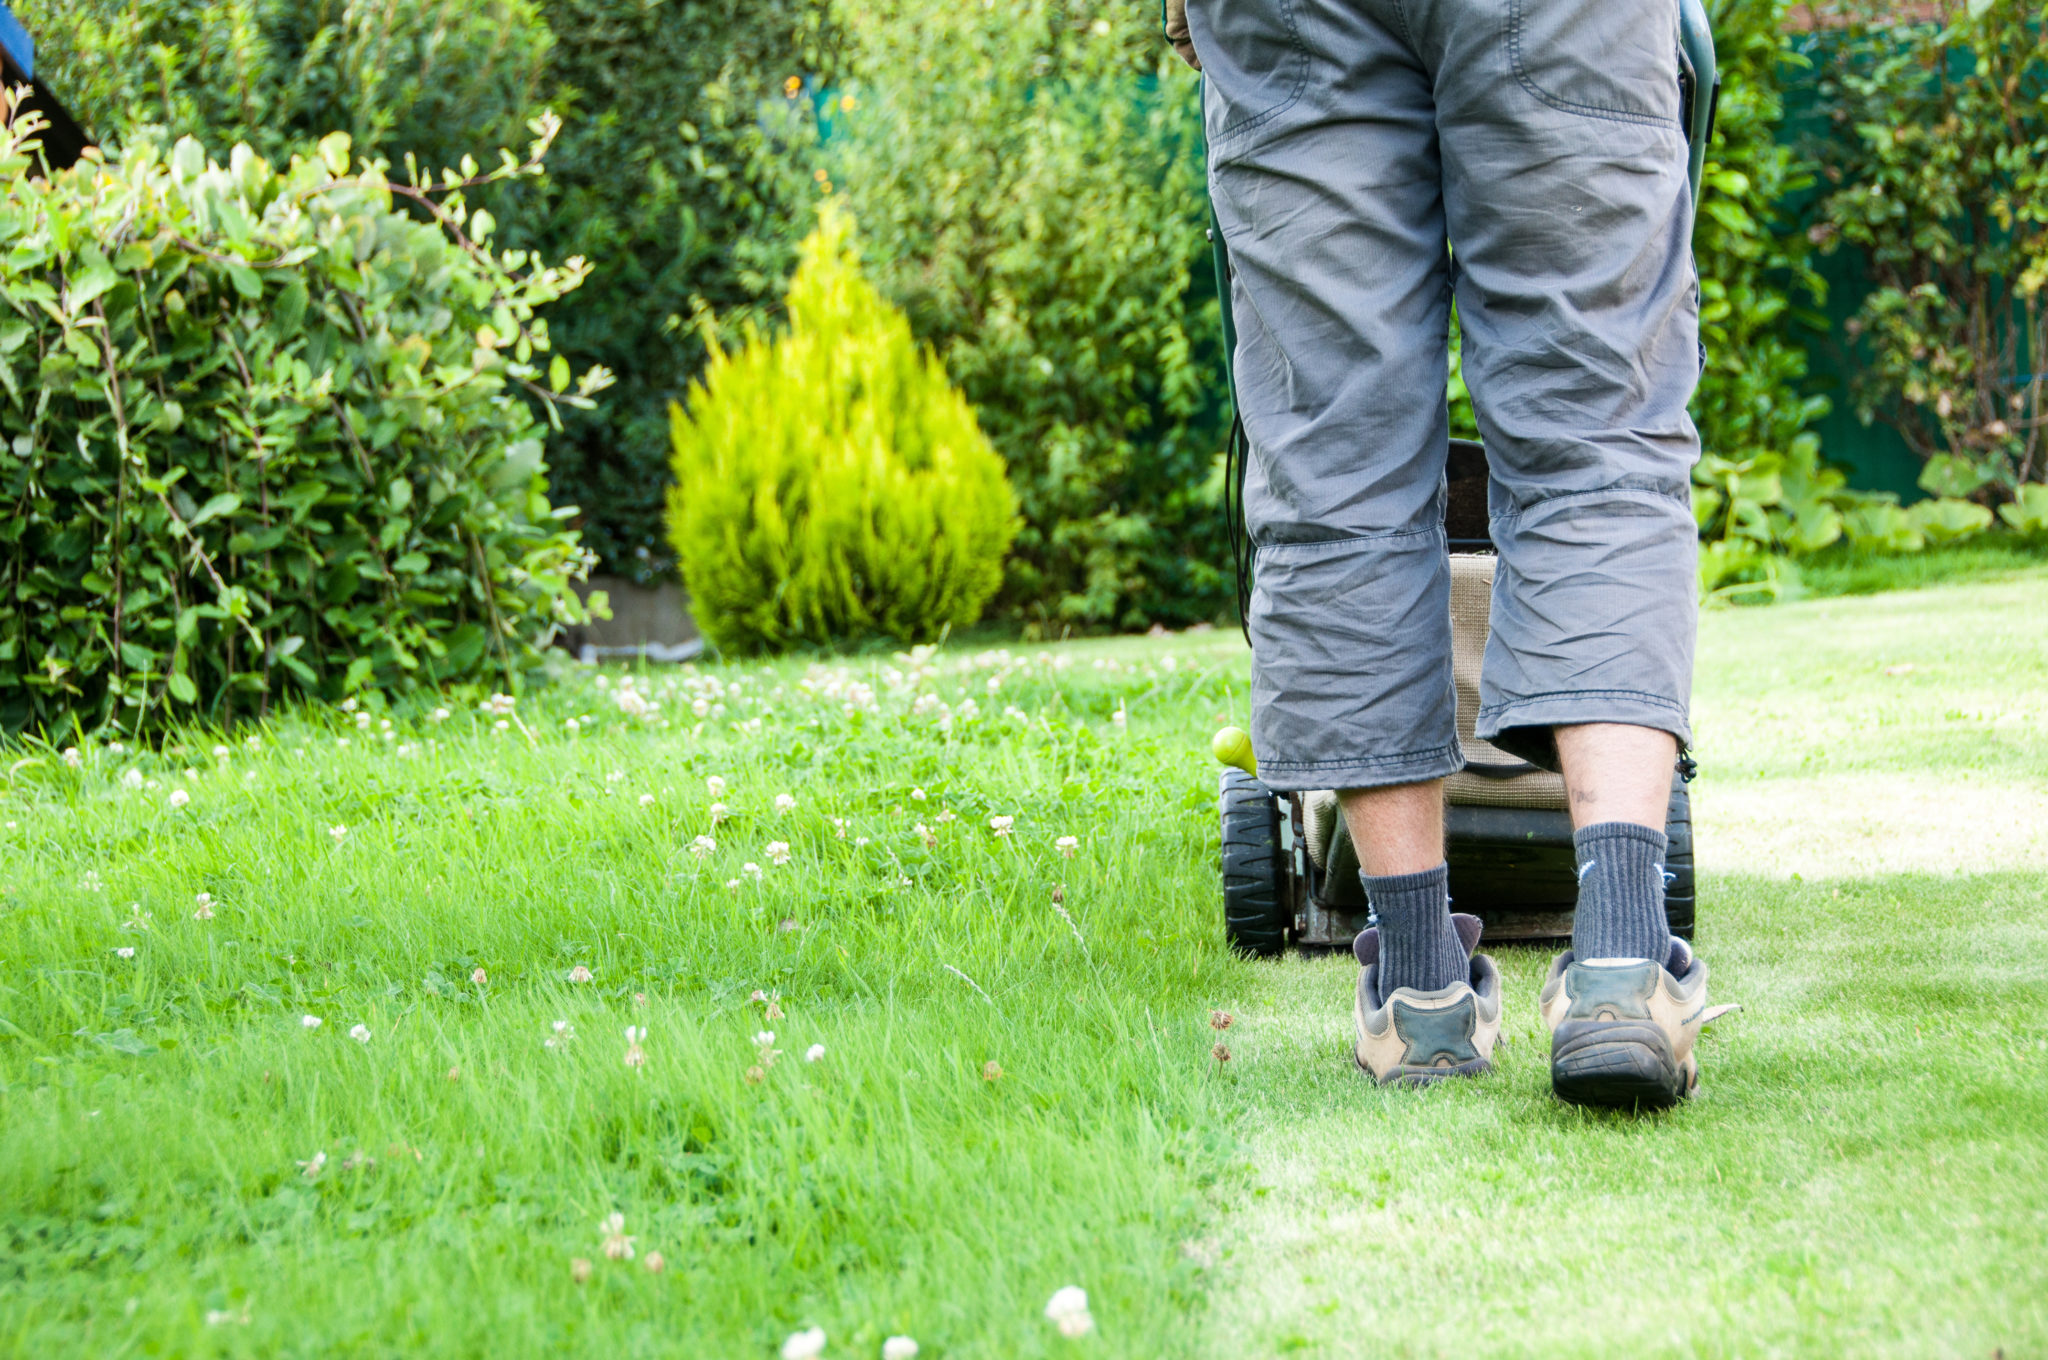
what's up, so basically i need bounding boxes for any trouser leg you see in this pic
[1188,0,1461,794]
[1423,0,1704,767]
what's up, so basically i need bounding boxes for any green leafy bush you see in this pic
[1810,0,2048,501]
[1689,0,1830,502]
[26,0,843,585]
[665,211,1016,653]
[18,0,553,174]
[0,114,608,734]
[824,0,1225,632]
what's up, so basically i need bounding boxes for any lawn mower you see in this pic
[1202,0,1718,954]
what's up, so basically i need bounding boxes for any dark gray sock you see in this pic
[1361,863,1466,999]
[1571,822,1672,963]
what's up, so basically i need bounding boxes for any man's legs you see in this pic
[1558,723,1678,964]
[1338,779,1468,1000]
[1188,0,1473,1007]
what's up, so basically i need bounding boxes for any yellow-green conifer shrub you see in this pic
[666,208,1017,653]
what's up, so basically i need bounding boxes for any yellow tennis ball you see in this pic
[1211,725,1256,775]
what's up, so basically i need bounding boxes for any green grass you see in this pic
[4,568,2048,1357]
[1783,533,2048,600]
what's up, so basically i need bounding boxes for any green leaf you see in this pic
[391,552,430,574]
[344,656,375,691]
[224,263,262,300]
[188,492,242,527]
[167,671,198,704]
[69,259,121,308]
[275,278,308,333]
[549,354,570,392]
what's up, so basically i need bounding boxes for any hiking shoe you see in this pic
[1353,912,1501,1086]
[1539,939,1738,1108]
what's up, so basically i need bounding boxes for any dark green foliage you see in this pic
[1808,0,2048,499]
[1691,0,1829,482]
[26,0,844,586]
[0,121,606,735]
[826,1,1229,633]
[502,0,841,583]
[16,0,553,174]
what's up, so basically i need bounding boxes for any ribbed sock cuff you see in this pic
[1571,821,1672,963]
[1361,862,1465,999]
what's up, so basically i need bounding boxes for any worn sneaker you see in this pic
[1353,913,1501,1086]
[1539,938,1738,1108]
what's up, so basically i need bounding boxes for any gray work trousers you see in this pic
[1188,0,1702,791]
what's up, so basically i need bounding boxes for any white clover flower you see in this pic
[329,824,348,844]
[430,707,451,723]
[780,1328,826,1360]
[883,1338,920,1360]
[708,801,730,825]
[299,1150,326,1179]
[742,862,762,881]
[212,744,230,760]
[568,965,593,984]
[1111,706,1127,730]
[753,1031,776,1048]
[765,841,792,867]
[492,720,509,733]
[804,1044,825,1063]
[1056,836,1080,859]
[600,1211,635,1260]
[354,711,371,730]
[487,693,517,717]
[910,787,926,801]
[245,735,262,751]
[471,967,488,985]
[829,816,847,839]
[62,746,82,767]
[120,769,144,790]
[625,1025,647,1043]
[341,697,359,713]
[725,878,741,891]
[193,892,215,921]
[606,770,626,784]
[167,789,190,810]
[706,775,727,799]
[121,905,152,931]
[690,835,716,858]
[114,946,135,959]
[853,836,871,848]
[1045,1286,1094,1337]
[302,1015,323,1029]
[989,815,1014,838]
[774,793,796,815]
[638,793,656,807]
[349,1024,371,1044]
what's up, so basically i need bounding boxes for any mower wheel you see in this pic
[1220,768,1290,956]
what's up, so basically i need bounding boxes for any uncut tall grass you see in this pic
[0,639,1253,1357]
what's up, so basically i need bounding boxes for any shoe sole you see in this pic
[1354,1046,1491,1087]
[1549,1019,1687,1108]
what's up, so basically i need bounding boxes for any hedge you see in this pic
[0,112,608,734]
